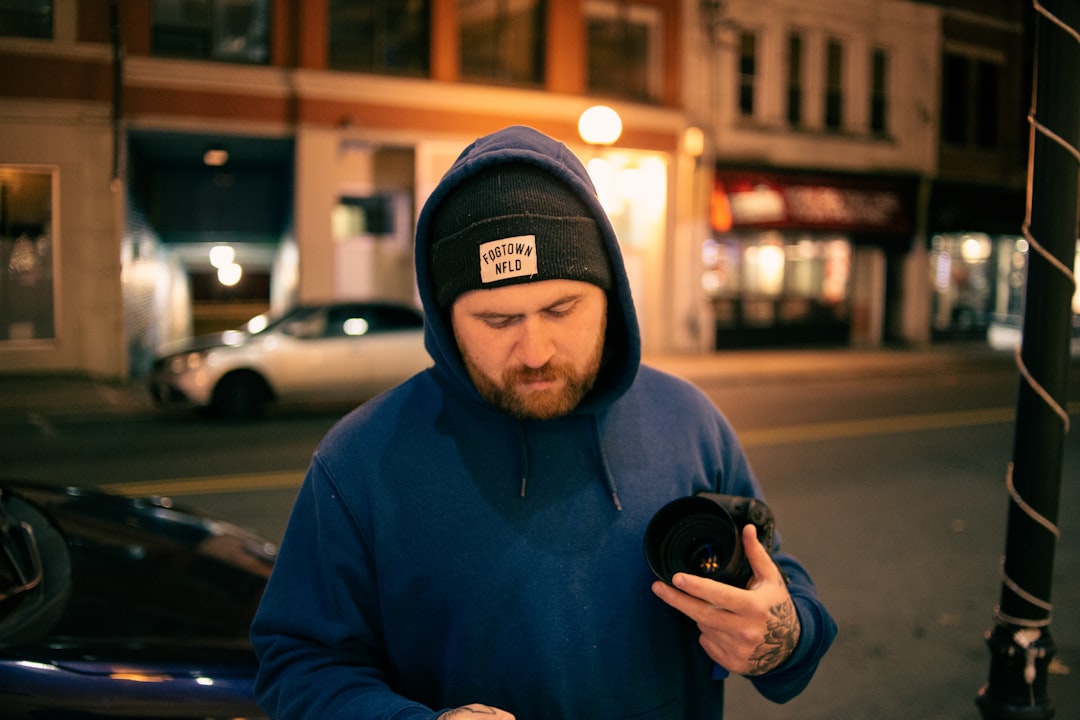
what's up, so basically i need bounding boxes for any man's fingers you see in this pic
[742,524,780,587]
[654,573,746,617]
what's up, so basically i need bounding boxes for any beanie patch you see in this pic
[479,235,537,284]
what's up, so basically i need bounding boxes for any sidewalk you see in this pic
[0,343,1020,422]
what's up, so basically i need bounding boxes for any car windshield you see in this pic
[244,307,322,336]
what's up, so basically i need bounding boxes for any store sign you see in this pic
[712,171,913,235]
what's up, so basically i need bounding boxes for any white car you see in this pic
[150,301,431,419]
[987,316,1080,357]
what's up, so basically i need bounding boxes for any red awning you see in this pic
[712,170,914,235]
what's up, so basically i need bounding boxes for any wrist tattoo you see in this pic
[747,599,801,675]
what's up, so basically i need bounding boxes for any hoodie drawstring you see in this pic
[514,417,622,511]
[593,416,623,511]
[518,424,530,498]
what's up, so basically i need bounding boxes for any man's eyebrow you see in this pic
[540,293,583,310]
[471,293,583,319]
[472,309,519,320]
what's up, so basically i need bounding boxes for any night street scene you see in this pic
[1,1,1078,719]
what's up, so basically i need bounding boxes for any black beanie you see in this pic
[429,163,613,308]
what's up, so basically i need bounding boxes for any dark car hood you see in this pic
[0,479,276,647]
[0,480,273,719]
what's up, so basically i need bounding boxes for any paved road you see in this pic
[1,344,1077,720]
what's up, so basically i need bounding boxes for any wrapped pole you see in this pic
[976,1,1079,718]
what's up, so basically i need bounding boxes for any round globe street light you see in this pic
[578,105,622,146]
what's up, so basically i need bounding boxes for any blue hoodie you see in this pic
[250,126,836,720]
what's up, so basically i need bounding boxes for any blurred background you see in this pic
[2,0,1074,382]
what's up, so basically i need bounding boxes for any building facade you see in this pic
[921,1,1046,344]
[1,1,1044,381]
[683,0,942,350]
[0,0,690,380]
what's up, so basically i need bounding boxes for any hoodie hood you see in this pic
[415,125,641,413]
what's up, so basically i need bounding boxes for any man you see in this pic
[250,125,836,719]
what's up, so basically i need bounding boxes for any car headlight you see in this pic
[169,351,205,374]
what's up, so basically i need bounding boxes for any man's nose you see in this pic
[515,317,556,368]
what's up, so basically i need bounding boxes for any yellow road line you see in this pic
[100,401,1079,497]
[739,401,1079,448]
[100,470,305,498]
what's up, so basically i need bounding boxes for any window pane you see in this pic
[974,60,1000,149]
[0,0,52,38]
[941,53,969,145]
[0,168,55,341]
[738,30,756,117]
[824,38,843,130]
[786,32,802,126]
[329,0,430,75]
[152,0,269,64]
[586,1,661,103]
[213,0,269,62]
[870,48,887,135]
[460,0,545,86]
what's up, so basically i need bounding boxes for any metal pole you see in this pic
[976,1,1079,718]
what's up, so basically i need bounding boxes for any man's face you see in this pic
[451,279,607,420]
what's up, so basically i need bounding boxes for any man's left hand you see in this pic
[651,523,801,676]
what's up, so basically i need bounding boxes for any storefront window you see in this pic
[703,232,851,346]
[929,232,994,337]
[993,236,1027,320]
[988,236,1080,344]
[0,167,55,341]
[744,234,785,296]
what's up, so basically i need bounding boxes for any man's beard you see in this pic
[462,329,605,421]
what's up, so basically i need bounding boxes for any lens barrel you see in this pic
[643,495,746,586]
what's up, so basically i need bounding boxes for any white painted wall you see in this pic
[689,0,941,176]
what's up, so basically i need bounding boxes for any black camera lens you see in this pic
[644,495,743,585]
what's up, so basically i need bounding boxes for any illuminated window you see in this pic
[586,1,663,103]
[152,0,270,64]
[0,167,55,341]
[0,0,52,38]
[743,237,785,297]
[460,0,545,87]
[329,0,430,76]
